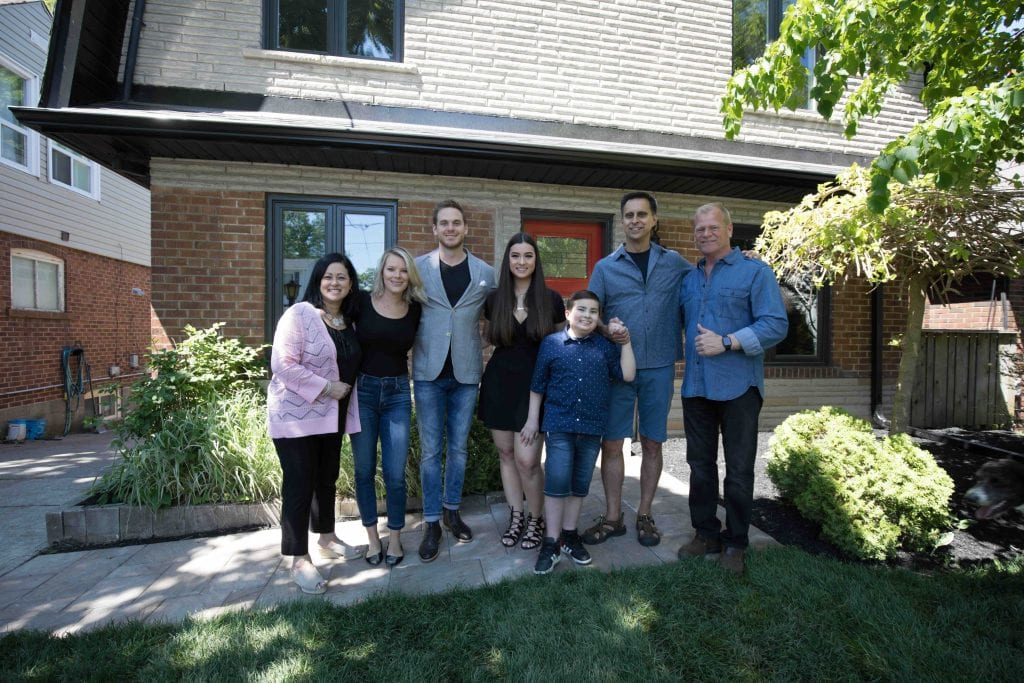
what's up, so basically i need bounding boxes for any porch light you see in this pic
[285,276,300,306]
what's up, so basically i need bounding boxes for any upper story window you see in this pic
[11,249,64,313]
[733,0,816,109]
[48,141,101,199]
[264,0,403,61]
[0,58,40,175]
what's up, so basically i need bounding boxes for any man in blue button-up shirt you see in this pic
[584,191,693,549]
[677,203,788,575]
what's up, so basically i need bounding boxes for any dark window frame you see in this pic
[265,194,397,340]
[731,223,831,366]
[262,0,405,62]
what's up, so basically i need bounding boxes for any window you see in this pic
[0,58,39,174]
[731,225,830,365]
[267,195,397,335]
[11,249,64,312]
[264,0,403,61]
[733,0,816,109]
[48,141,100,198]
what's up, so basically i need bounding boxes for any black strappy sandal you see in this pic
[520,514,545,550]
[501,507,525,547]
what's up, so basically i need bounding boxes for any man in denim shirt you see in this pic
[584,191,693,548]
[677,203,788,575]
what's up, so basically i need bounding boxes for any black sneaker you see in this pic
[442,508,473,543]
[560,530,593,565]
[533,538,561,575]
[418,521,442,562]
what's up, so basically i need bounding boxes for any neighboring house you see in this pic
[1,0,151,436]
[16,0,954,430]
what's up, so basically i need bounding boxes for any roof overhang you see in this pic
[15,87,861,201]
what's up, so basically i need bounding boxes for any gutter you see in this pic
[871,285,888,428]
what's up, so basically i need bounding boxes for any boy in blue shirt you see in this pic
[522,290,636,574]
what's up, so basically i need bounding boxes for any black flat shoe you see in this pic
[365,548,383,566]
[385,553,404,567]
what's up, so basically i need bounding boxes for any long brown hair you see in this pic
[489,232,557,346]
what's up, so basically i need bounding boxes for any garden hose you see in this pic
[61,346,92,436]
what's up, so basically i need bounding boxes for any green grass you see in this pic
[2,546,1023,681]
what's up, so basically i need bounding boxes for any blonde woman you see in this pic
[350,247,425,567]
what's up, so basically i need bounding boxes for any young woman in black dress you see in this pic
[478,233,565,550]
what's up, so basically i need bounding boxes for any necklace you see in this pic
[321,309,344,327]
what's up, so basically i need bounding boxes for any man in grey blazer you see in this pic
[413,199,496,562]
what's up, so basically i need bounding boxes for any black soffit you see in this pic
[14,91,857,201]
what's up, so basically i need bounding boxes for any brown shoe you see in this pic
[677,534,722,560]
[720,546,746,575]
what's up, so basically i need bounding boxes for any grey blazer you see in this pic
[412,249,496,384]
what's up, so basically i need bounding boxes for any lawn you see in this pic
[2,546,1022,680]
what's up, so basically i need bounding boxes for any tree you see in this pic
[756,165,1024,432]
[722,0,1024,212]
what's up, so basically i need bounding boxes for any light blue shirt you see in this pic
[589,242,692,369]
[680,247,788,401]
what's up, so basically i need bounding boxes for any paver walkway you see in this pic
[0,433,775,635]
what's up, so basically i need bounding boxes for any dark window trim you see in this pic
[265,194,398,341]
[262,0,405,62]
[732,222,831,366]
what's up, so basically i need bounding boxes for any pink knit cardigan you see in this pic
[267,302,361,439]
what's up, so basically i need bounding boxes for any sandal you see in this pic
[635,513,661,547]
[520,514,545,550]
[291,562,327,594]
[580,514,627,545]
[502,507,526,548]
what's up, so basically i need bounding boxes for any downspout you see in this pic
[871,285,888,428]
[119,0,146,102]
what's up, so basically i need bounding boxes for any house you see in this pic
[0,0,151,436]
[17,0,1014,431]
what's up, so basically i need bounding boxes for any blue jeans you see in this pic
[350,375,412,530]
[683,387,763,548]
[543,432,602,498]
[414,377,478,522]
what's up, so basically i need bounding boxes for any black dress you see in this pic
[477,288,566,431]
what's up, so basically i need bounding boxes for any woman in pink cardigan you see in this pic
[268,253,363,594]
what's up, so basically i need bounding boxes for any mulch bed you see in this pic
[664,430,1024,571]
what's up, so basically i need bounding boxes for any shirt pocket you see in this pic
[717,287,750,325]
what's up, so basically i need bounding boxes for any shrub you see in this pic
[93,324,274,509]
[767,407,954,560]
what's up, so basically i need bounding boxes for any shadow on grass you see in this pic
[2,546,1023,680]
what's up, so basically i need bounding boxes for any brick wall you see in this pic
[0,232,151,421]
[150,188,266,348]
[133,0,924,159]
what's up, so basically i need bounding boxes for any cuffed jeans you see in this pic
[414,377,478,522]
[349,374,412,530]
[273,432,341,557]
[683,387,762,549]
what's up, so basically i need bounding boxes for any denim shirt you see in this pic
[530,330,624,436]
[589,243,692,369]
[679,248,788,401]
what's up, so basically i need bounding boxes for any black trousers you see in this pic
[273,432,342,556]
[683,387,762,549]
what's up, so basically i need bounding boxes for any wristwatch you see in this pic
[721,335,732,351]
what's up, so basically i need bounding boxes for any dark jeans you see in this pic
[273,432,342,556]
[683,387,762,549]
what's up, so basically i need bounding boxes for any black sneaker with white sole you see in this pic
[533,538,562,575]
[560,529,593,565]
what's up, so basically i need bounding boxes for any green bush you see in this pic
[336,405,502,500]
[93,324,274,509]
[767,407,954,560]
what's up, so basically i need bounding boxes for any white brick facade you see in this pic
[132,0,925,160]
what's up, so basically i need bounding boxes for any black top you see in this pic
[628,248,651,285]
[325,323,361,385]
[438,256,471,378]
[352,289,422,377]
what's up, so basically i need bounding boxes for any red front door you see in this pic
[523,220,604,298]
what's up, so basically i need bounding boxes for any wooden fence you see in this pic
[910,331,1015,429]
